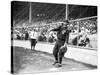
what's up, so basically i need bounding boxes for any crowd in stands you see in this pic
[12,18,97,48]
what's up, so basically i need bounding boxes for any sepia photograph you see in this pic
[11,1,98,74]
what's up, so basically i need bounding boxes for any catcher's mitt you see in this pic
[59,46,67,53]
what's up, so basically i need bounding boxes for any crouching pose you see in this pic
[49,20,71,67]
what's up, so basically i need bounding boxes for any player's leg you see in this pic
[31,39,33,50]
[59,52,65,64]
[34,39,37,49]
[57,43,66,67]
[31,39,34,50]
[53,43,59,65]
[57,51,65,67]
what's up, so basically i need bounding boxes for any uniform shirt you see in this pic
[51,25,71,42]
[29,31,38,39]
[29,31,34,39]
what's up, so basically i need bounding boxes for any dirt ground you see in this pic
[12,46,97,74]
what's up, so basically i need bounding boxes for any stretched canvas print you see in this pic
[11,1,98,74]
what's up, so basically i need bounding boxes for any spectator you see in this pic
[29,30,37,50]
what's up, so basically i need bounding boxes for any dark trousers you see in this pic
[30,39,37,50]
[53,39,65,64]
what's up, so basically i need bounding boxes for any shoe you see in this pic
[57,63,62,67]
[53,61,58,65]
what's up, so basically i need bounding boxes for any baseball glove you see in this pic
[59,46,67,53]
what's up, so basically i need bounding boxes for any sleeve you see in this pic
[50,26,61,31]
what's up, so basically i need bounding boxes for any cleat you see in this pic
[56,63,62,67]
[52,62,58,65]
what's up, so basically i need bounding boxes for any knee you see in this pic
[59,52,65,58]
[53,50,56,55]
[53,49,57,56]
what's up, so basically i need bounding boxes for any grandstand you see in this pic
[12,1,66,27]
[12,1,97,26]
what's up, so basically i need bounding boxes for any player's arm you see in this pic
[51,26,61,31]
[48,26,61,32]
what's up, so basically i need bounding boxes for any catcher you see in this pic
[49,20,71,67]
